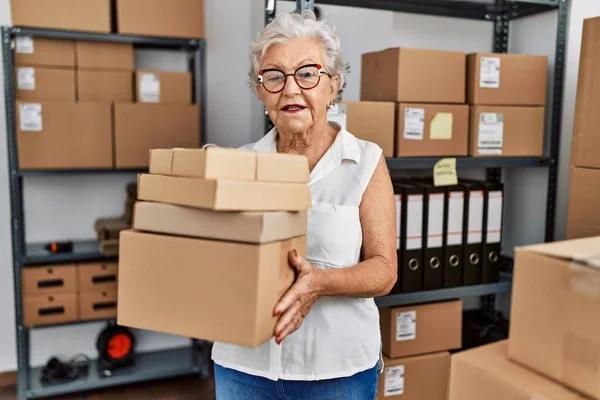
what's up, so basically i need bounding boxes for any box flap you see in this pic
[518,236,600,269]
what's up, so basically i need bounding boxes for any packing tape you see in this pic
[569,261,600,299]
[202,143,220,149]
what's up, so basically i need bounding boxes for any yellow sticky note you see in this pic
[430,113,453,140]
[433,158,458,187]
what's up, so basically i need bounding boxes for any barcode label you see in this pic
[480,56,500,88]
[404,108,424,140]
[384,365,405,396]
[19,103,42,131]
[17,67,35,90]
[16,36,34,54]
[478,112,503,155]
[396,310,416,341]
[139,73,161,102]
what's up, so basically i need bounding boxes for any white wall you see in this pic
[1,0,598,373]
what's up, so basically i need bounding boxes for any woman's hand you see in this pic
[273,250,324,344]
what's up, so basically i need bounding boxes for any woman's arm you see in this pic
[274,154,398,343]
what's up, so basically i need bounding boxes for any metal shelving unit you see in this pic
[3,26,208,399]
[268,0,568,308]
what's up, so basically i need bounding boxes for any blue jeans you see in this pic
[214,364,379,400]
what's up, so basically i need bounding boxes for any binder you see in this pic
[460,180,485,286]
[443,184,466,288]
[482,181,504,283]
[393,182,424,293]
[391,187,403,294]
[408,180,445,291]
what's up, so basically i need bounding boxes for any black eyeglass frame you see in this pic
[257,63,331,93]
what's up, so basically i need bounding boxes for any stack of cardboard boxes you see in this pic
[376,300,462,399]
[449,235,600,400]
[567,16,600,240]
[337,47,548,159]
[116,147,313,347]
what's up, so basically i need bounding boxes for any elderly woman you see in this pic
[211,10,397,400]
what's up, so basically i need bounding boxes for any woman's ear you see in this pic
[329,75,340,102]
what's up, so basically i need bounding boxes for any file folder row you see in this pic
[391,178,504,294]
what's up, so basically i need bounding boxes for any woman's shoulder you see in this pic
[342,129,383,160]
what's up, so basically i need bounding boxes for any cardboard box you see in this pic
[136,71,192,104]
[22,264,77,296]
[450,341,586,400]
[469,106,544,157]
[137,174,312,212]
[77,70,133,102]
[133,201,307,244]
[15,66,76,102]
[343,101,395,158]
[571,17,600,169]
[17,101,113,169]
[11,0,110,33]
[467,53,548,106]
[77,262,118,292]
[566,167,600,240]
[361,47,466,103]
[76,42,134,71]
[23,293,78,326]
[397,103,469,157]
[116,0,205,38]
[149,148,309,183]
[14,38,75,68]
[377,352,450,400]
[114,104,200,168]
[117,230,306,347]
[508,236,600,400]
[380,300,462,358]
[79,289,118,321]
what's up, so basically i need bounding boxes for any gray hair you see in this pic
[248,10,350,102]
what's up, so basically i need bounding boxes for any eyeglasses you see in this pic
[257,63,331,93]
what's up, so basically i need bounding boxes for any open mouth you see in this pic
[281,104,306,112]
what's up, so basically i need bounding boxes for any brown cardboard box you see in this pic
[11,0,110,32]
[14,38,75,68]
[467,53,548,106]
[380,300,462,358]
[23,293,78,326]
[22,264,77,296]
[566,167,600,240]
[117,230,306,347]
[116,0,205,38]
[450,341,586,400]
[397,103,469,157]
[133,201,307,243]
[469,106,544,157]
[361,48,466,103]
[377,353,450,400]
[135,71,192,104]
[77,262,118,292]
[343,101,395,158]
[571,17,600,169]
[137,174,312,212]
[79,289,118,320]
[114,103,200,168]
[76,42,134,71]
[150,148,310,183]
[15,66,75,102]
[17,101,113,169]
[77,70,133,102]
[508,236,600,400]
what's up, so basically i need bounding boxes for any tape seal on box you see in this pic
[569,255,600,299]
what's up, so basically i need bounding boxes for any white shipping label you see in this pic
[16,36,34,54]
[17,67,35,90]
[480,56,500,88]
[19,103,42,131]
[396,310,416,341]
[486,191,503,243]
[140,73,161,102]
[427,194,444,248]
[478,112,504,155]
[404,108,425,140]
[384,365,405,397]
[395,195,402,250]
[406,195,423,250]
[447,192,464,246]
[467,191,484,244]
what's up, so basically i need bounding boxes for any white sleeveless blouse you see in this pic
[211,126,384,381]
